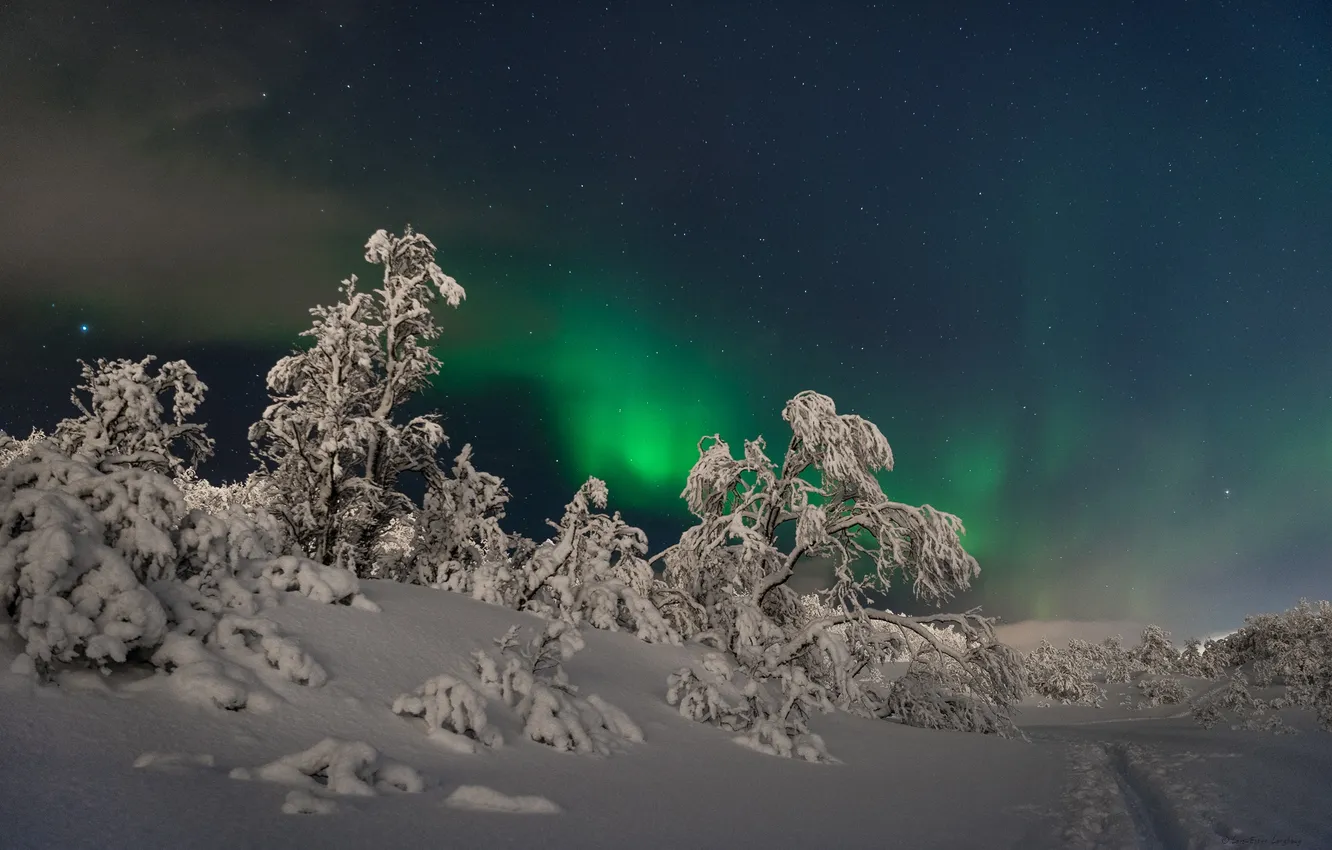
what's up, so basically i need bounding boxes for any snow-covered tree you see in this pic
[1025,639,1106,706]
[1177,638,1227,679]
[1131,624,1179,675]
[517,477,677,644]
[1199,599,1332,732]
[414,444,515,596]
[52,356,214,475]
[249,227,466,573]
[658,391,1024,747]
[0,429,51,471]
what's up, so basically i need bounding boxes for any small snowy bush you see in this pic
[473,622,643,755]
[212,614,328,687]
[0,429,51,471]
[393,674,502,751]
[0,440,357,681]
[1132,677,1193,707]
[149,632,266,712]
[878,639,1027,737]
[261,555,378,609]
[414,444,517,596]
[666,650,838,763]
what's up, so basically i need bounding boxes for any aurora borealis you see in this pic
[2,0,1330,637]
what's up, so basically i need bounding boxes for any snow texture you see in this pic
[445,785,561,814]
[282,789,338,815]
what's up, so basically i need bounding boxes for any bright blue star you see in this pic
[80,324,88,333]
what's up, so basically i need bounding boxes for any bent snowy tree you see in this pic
[657,391,1024,742]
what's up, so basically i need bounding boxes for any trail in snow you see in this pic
[1028,714,1332,850]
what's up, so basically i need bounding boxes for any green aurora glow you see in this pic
[3,0,1330,638]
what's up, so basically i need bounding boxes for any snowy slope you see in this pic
[2,581,1328,849]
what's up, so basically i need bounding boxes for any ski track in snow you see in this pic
[1030,710,1332,850]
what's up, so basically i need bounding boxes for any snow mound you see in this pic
[444,784,561,814]
[282,789,338,815]
[133,751,216,773]
[230,738,425,799]
[146,632,277,712]
[261,555,380,610]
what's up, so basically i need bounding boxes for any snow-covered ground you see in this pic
[2,581,1327,849]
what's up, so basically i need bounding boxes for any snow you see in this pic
[2,581,1330,848]
[445,784,561,814]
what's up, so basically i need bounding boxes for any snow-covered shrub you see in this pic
[393,674,502,751]
[1132,677,1193,707]
[0,429,51,471]
[472,622,643,755]
[666,650,837,762]
[260,555,377,609]
[174,507,286,590]
[657,391,1024,740]
[250,227,465,572]
[1190,671,1294,733]
[0,447,181,672]
[230,738,425,798]
[53,356,214,475]
[1024,639,1106,706]
[212,614,327,687]
[149,632,267,711]
[1025,626,1193,709]
[878,637,1028,737]
[877,669,1021,737]
[516,477,678,644]
[0,428,372,683]
[666,654,747,729]
[371,512,418,581]
[173,469,290,558]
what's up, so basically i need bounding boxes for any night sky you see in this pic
[2,0,1329,638]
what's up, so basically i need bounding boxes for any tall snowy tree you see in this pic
[52,356,214,475]
[249,227,466,572]
[659,391,1024,744]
